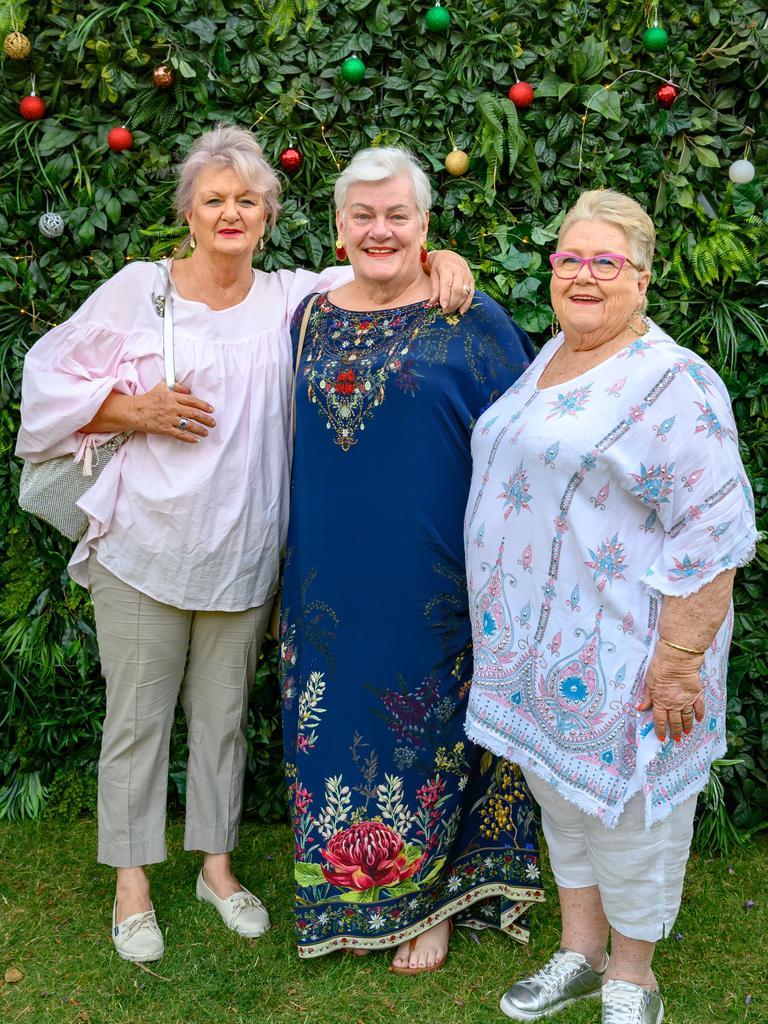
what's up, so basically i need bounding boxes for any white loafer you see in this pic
[195,870,270,938]
[112,899,164,962]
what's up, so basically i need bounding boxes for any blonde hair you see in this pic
[558,189,655,271]
[334,146,432,218]
[175,124,282,245]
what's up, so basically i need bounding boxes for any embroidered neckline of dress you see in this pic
[303,293,439,452]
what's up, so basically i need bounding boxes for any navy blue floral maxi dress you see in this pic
[280,291,543,957]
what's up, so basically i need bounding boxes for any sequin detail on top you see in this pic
[302,296,440,452]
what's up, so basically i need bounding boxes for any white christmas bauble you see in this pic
[38,212,65,237]
[728,159,756,184]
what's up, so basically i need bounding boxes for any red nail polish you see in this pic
[683,728,691,735]
[635,703,644,711]
[674,735,681,743]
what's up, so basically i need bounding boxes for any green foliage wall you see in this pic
[1,0,766,831]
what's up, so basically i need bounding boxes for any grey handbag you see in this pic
[18,262,176,541]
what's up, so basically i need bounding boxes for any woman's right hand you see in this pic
[81,383,215,444]
[134,382,216,444]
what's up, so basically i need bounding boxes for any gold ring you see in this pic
[462,284,471,294]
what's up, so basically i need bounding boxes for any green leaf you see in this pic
[402,844,425,865]
[294,861,327,888]
[38,128,79,156]
[587,86,621,123]
[693,146,721,169]
[417,856,447,886]
[338,886,381,903]
[382,879,420,896]
[500,247,533,272]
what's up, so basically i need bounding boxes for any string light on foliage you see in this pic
[19,91,45,120]
[444,148,469,176]
[424,2,451,32]
[508,80,535,109]
[4,30,31,58]
[152,64,174,89]
[728,159,755,184]
[108,126,133,151]
[655,82,679,109]
[279,146,303,172]
[39,212,65,238]
[340,55,366,84]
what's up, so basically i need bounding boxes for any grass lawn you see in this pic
[1,819,765,1024]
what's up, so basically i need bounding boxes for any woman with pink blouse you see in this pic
[16,124,473,963]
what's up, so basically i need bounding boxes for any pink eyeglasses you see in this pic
[549,253,641,280]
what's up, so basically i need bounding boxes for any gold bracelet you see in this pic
[658,636,707,657]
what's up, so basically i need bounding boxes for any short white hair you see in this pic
[175,123,282,229]
[334,147,432,217]
[558,189,655,271]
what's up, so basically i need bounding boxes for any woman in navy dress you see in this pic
[280,147,541,972]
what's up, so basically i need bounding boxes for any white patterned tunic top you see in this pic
[464,322,757,826]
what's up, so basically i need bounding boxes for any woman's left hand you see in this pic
[426,250,475,314]
[637,644,706,742]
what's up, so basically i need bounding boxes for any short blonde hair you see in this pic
[334,146,432,218]
[175,124,282,230]
[558,189,655,271]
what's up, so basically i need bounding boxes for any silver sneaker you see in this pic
[602,980,664,1024]
[500,948,606,1021]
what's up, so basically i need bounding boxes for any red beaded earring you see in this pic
[335,237,347,261]
[420,244,428,266]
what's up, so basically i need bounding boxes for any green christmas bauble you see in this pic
[642,26,669,53]
[424,4,451,31]
[341,56,366,84]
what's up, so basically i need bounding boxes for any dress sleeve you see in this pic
[641,356,758,596]
[15,266,149,462]
[463,292,536,419]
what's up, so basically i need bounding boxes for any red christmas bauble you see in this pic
[19,94,45,120]
[655,82,679,109]
[152,64,175,89]
[108,126,134,152]
[508,81,535,108]
[279,146,303,172]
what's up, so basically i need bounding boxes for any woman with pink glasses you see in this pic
[464,189,757,1023]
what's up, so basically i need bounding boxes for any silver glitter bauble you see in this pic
[39,212,65,238]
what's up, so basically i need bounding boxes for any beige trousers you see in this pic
[89,556,271,868]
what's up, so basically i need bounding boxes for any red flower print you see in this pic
[416,777,445,810]
[320,821,424,891]
[335,369,357,395]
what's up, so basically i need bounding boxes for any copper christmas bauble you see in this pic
[152,64,175,89]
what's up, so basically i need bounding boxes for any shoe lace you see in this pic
[528,951,584,996]
[229,892,265,919]
[602,984,648,1024]
[121,911,160,940]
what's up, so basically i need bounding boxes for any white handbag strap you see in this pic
[155,261,176,389]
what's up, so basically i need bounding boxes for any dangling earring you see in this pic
[258,236,265,252]
[627,309,650,335]
[551,311,561,338]
[189,233,196,251]
[420,244,429,266]
[335,237,347,261]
